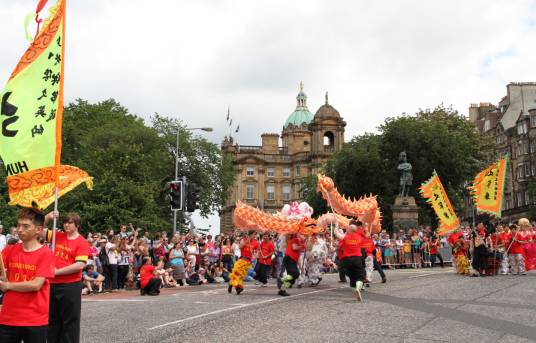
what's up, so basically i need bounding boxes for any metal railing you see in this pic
[377,243,454,269]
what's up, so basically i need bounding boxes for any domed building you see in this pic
[220,83,346,232]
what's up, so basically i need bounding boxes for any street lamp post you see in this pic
[173,126,213,234]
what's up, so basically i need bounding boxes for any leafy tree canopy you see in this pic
[0,99,234,233]
[306,105,495,229]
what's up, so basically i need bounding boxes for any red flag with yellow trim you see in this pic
[0,0,92,209]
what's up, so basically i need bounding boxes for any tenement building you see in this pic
[469,82,536,222]
[220,84,346,232]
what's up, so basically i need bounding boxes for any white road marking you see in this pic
[148,286,345,330]
[83,298,148,302]
[408,274,431,278]
[407,271,451,279]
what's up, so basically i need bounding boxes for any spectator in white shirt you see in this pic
[5,227,18,243]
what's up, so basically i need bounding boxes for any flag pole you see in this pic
[51,186,59,252]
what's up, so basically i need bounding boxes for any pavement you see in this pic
[80,268,536,343]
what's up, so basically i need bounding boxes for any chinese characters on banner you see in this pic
[469,157,508,218]
[0,0,92,209]
[419,171,459,236]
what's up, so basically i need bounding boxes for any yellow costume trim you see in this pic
[229,258,251,289]
[455,255,471,275]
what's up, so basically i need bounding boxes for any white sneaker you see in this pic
[355,287,362,302]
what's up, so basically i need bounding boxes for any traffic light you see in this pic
[186,182,201,212]
[170,180,183,211]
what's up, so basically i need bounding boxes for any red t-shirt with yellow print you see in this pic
[47,230,90,284]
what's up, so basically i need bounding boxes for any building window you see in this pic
[296,165,301,176]
[517,164,524,179]
[525,163,531,177]
[517,192,523,207]
[525,141,530,155]
[531,115,536,128]
[531,140,536,154]
[246,184,254,199]
[323,131,335,147]
[246,166,255,177]
[282,184,291,201]
[266,184,275,200]
[525,190,531,206]
[267,167,274,178]
[516,141,522,157]
[283,167,290,178]
[505,194,511,210]
[532,163,536,176]
[517,123,528,135]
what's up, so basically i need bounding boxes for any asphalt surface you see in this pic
[81,268,536,343]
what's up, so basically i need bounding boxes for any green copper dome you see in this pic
[284,82,314,128]
[284,109,314,127]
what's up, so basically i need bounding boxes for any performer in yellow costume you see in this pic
[228,231,259,295]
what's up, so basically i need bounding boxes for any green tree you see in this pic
[150,114,235,215]
[307,105,495,229]
[0,169,18,229]
[0,99,234,234]
[59,99,172,232]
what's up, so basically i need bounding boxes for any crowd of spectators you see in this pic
[79,225,340,295]
[1,219,534,298]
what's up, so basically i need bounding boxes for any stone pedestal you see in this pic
[392,196,419,231]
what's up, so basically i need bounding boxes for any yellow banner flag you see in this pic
[419,171,459,236]
[0,0,92,209]
[469,157,508,218]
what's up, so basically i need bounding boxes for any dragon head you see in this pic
[316,174,335,192]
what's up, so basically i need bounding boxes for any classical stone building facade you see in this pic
[220,85,346,232]
[468,82,536,222]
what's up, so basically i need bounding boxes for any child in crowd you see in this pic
[0,208,55,343]
[155,261,177,287]
[82,265,105,295]
[403,239,412,267]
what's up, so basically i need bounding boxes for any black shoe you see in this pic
[314,277,322,286]
[365,283,370,288]
[140,289,146,296]
[382,278,387,283]
[227,285,233,294]
[278,290,290,296]
[236,287,243,295]
[338,280,347,283]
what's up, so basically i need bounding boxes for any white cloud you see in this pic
[1,0,535,232]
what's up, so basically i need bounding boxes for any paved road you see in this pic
[81,269,536,343]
